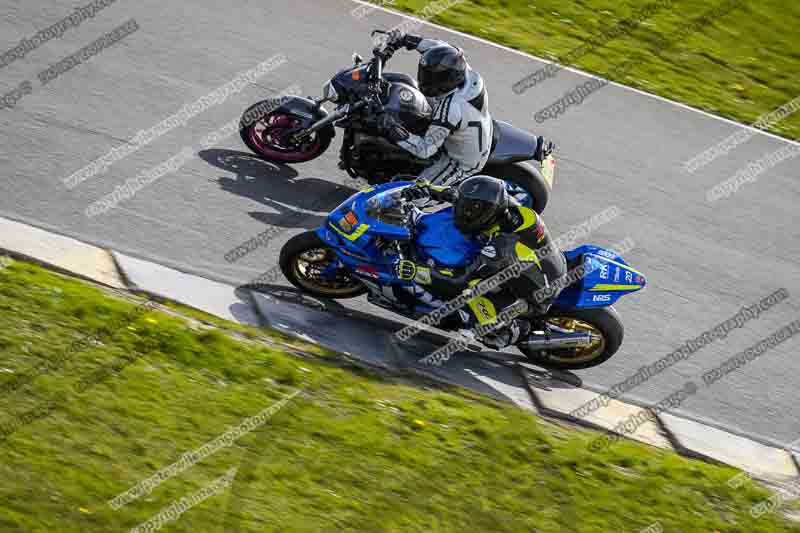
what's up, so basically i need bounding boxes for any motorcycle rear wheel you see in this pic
[279,231,367,299]
[484,161,550,214]
[519,307,623,370]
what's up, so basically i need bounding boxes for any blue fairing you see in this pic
[315,182,645,311]
[553,245,646,309]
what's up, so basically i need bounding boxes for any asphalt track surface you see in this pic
[1,0,799,447]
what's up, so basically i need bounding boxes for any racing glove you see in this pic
[401,179,458,203]
[394,258,418,281]
[384,30,423,51]
[378,113,410,143]
[401,179,432,201]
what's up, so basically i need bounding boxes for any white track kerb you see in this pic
[0,216,798,488]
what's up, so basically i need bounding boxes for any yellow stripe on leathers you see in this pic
[514,207,538,231]
[481,224,500,236]
[514,242,542,269]
[466,279,498,326]
[468,296,498,326]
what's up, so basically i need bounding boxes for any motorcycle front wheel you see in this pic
[279,231,367,299]
[239,101,332,164]
[518,307,624,370]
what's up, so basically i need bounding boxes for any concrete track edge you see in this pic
[1,214,796,483]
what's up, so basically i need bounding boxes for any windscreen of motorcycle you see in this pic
[331,64,372,102]
[365,189,407,226]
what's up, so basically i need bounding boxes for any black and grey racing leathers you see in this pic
[394,39,493,186]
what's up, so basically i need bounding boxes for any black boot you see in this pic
[482,319,531,350]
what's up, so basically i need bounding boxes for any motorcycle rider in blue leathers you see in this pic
[394,176,567,349]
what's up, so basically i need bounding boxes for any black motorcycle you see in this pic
[239,30,555,212]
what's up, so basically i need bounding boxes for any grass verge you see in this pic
[381,0,800,140]
[0,258,798,532]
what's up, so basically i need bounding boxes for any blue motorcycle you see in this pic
[279,182,645,369]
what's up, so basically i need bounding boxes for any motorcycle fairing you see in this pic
[317,182,413,287]
[271,95,332,131]
[554,245,647,309]
[414,209,480,267]
[316,183,645,312]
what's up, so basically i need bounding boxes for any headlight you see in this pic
[322,80,339,103]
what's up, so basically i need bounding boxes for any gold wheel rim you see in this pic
[292,248,364,297]
[543,317,606,364]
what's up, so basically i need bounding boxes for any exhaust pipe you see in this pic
[519,331,598,349]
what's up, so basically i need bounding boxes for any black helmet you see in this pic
[418,45,467,98]
[454,176,509,234]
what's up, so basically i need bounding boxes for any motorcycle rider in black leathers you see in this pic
[376,30,554,186]
[394,176,567,349]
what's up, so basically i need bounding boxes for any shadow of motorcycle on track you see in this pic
[200,148,359,230]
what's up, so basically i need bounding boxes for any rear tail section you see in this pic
[554,245,646,309]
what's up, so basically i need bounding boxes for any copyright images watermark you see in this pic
[84,82,301,218]
[129,467,238,533]
[685,94,800,174]
[531,0,744,122]
[705,144,800,202]
[66,53,288,189]
[351,0,396,20]
[570,288,789,420]
[109,388,302,509]
[0,0,119,71]
[512,0,675,94]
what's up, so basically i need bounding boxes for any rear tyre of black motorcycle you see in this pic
[279,231,367,299]
[484,161,549,214]
[519,307,624,370]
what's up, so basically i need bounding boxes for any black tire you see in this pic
[279,231,367,299]
[484,161,549,214]
[239,100,276,156]
[239,100,333,164]
[519,307,624,370]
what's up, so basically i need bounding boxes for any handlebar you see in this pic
[373,51,384,81]
[369,29,393,81]
[292,99,369,142]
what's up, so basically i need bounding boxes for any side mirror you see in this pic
[352,52,363,65]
